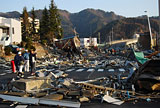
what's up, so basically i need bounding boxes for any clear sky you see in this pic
[0,0,158,17]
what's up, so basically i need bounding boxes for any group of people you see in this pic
[14,49,36,76]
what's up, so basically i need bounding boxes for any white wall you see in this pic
[0,29,2,40]
[80,38,97,47]
[10,19,21,44]
[0,17,21,46]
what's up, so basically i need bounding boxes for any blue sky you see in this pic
[0,0,158,17]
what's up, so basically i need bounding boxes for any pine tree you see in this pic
[31,7,36,35]
[49,0,63,39]
[31,7,40,41]
[40,7,50,41]
[21,7,30,41]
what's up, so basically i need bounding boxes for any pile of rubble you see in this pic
[0,50,160,107]
[0,38,160,107]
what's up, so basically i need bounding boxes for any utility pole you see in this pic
[111,27,114,42]
[109,34,111,45]
[158,0,160,50]
[144,11,153,49]
[98,32,100,44]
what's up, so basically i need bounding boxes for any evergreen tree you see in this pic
[49,0,63,39]
[31,7,40,41]
[21,7,30,41]
[40,7,50,41]
[31,7,36,35]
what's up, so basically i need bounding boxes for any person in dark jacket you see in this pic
[29,50,36,75]
[14,52,25,78]
[14,52,20,72]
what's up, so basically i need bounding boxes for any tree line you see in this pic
[21,0,63,48]
[94,18,160,43]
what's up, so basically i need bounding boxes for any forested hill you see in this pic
[93,18,160,43]
[0,9,159,42]
[0,8,124,37]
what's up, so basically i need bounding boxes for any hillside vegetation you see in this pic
[93,18,160,43]
[0,9,159,42]
[0,9,124,37]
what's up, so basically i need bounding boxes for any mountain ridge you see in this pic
[0,8,124,37]
[93,18,160,43]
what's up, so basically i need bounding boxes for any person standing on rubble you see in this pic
[23,49,30,72]
[66,47,71,60]
[18,52,25,76]
[14,52,20,72]
[29,50,36,75]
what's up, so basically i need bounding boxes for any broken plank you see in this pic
[103,95,124,105]
[43,94,63,100]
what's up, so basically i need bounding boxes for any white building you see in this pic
[80,37,97,48]
[28,17,40,33]
[0,17,21,46]
[20,17,40,33]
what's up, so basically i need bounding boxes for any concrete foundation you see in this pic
[12,78,52,92]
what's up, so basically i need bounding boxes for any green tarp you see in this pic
[134,51,149,64]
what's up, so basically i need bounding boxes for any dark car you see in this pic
[6,45,19,54]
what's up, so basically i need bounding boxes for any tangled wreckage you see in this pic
[0,36,160,108]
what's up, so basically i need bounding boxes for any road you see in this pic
[0,61,159,108]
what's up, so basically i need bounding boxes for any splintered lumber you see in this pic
[0,91,29,97]
[43,94,63,100]
[77,82,135,94]
[152,83,160,91]
[145,51,160,59]
[79,97,89,102]
[126,95,160,101]
[0,94,81,108]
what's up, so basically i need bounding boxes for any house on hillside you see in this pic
[80,37,97,48]
[20,17,40,33]
[0,17,21,46]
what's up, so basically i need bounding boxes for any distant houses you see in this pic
[80,37,97,48]
[20,17,40,33]
[0,17,21,46]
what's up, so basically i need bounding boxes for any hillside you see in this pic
[33,9,124,37]
[0,11,21,18]
[93,18,160,43]
[0,9,124,38]
[69,9,124,37]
